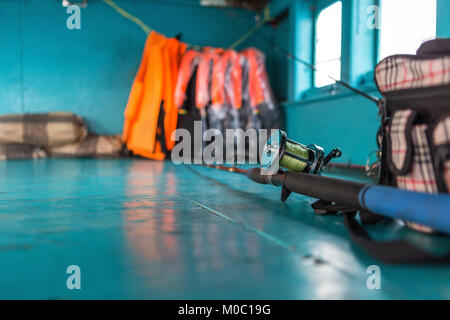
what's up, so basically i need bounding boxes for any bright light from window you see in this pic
[379,0,437,60]
[314,1,342,87]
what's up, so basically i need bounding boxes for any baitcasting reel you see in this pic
[261,130,342,176]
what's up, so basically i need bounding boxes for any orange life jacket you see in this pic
[211,54,226,107]
[242,48,269,110]
[213,50,243,109]
[196,52,220,111]
[174,50,201,109]
[202,47,225,55]
[122,31,186,160]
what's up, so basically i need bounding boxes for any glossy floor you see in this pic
[0,159,448,299]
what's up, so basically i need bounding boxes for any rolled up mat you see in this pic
[47,135,123,158]
[0,143,47,160]
[0,112,88,147]
[246,168,450,235]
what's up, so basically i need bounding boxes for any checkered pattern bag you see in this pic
[433,115,450,191]
[375,55,450,92]
[375,39,450,233]
[396,125,438,193]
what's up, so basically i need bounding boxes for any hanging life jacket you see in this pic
[194,52,219,154]
[210,50,243,131]
[242,48,279,109]
[174,50,202,111]
[122,31,186,160]
[212,49,243,110]
[242,48,282,130]
[196,52,220,112]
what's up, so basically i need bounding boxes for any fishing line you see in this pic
[254,31,381,104]
[225,4,380,104]
[228,5,272,49]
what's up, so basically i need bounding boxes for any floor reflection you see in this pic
[123,160,181,282]
[122,161,267,294]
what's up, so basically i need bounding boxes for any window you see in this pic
[379,0,437,60]
[314,1,342,88]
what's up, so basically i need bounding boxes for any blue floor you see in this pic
[0,159,449,299]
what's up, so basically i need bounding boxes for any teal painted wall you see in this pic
[0,0,259,134]
[437,0,450,38]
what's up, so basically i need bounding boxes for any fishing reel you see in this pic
[261,130,342,176]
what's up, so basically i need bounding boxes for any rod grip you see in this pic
[361,185,450,235]
[284,172,364,209]
[245,168,450,235]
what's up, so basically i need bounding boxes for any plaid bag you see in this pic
[47,135,123,158]
[375,38,450,233]
[0,112,88,147]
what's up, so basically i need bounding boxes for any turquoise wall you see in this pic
[261,0,450,165]
[0,0,259,134]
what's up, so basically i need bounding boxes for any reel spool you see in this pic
[261,130,342,175]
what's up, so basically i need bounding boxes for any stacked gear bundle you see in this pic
[174,47,283,157]
[0,112,123,160]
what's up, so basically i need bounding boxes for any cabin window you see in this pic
[314,1,342,88]
[379,0,437,60]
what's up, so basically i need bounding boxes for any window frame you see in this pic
[311,0,344,89]
[286,0,441,105]
[312,0,343,88]
[294,0,380,102]
[297,0,349,101]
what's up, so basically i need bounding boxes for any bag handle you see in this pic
[312,200,450,264]
[343,212,450,264]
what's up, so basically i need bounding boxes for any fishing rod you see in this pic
[255,32,381,104]
[248,168,450,236]
[224,3,381,104]
[205,164,450,236]
[200,130,450,236]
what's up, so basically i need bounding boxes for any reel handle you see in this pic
[323,148,342,167]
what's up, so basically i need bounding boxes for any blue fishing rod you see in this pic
[203,130,450,263]
[205,164,450,236]
[244,168,450,236]
[204,130,450,236]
